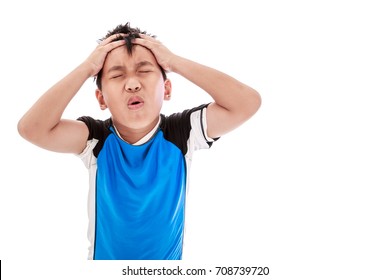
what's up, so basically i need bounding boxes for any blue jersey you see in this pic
[77,104,216,260]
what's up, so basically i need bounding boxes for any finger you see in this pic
[106,39,127,50]
[97,33,129,45]
[131,37,147,47]
[138,33,162,43]
[96,39,126,51]
[131,37,160,50]
[93,40,126,60]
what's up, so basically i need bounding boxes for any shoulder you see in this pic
[77,116,112,141]
[160,104,217,154]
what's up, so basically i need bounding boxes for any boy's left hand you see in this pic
[132,34,177,72]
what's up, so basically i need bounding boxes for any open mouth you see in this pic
[128,97,144,109]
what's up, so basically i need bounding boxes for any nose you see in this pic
[125,77,141,92]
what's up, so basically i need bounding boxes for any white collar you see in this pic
[113,116,161,146]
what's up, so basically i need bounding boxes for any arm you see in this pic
[169,57,261,138]
[17,35,127,153]
[133,34,261,138]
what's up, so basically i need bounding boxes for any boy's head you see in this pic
[95,22,167,90]
[94,22,172,136]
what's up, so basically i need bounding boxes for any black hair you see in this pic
[95,22,167,89]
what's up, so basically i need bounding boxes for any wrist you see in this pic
[79,60,100,78]
[168,55,185,73]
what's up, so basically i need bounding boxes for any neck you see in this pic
[113,116,160,144]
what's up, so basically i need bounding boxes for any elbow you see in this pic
[229,88,262,124]
[253,90,262,113]
[232,89,261,126]
[17,117,40,143]
[246,89,262,118]
[17,117,31,141]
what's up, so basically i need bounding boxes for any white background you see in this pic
[1,0,389,279]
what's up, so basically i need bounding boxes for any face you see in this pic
[96,45,171,133]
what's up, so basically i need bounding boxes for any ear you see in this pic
[163,79,172,101]
[95,89,107,110]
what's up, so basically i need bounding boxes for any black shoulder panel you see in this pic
[160,104,209,155]
[77,116,112,158]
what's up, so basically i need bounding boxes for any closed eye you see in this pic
[110,74,123,79]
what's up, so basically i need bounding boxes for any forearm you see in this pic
[18,62,92,139]
[170,56,260,115]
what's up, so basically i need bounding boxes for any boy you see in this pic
[17,22,261,260]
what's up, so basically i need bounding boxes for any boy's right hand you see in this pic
[84,33,128,77]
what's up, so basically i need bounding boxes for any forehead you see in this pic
[103,45,158,70]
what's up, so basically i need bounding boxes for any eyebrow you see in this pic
[106,65,126,74]
[135,61,155,68]
[106,61,155,74]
